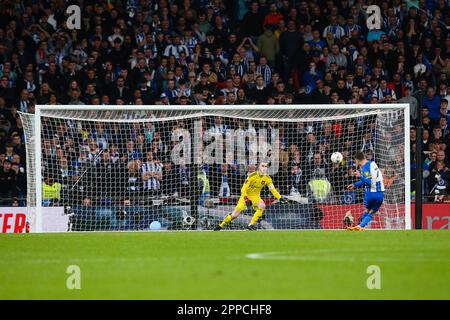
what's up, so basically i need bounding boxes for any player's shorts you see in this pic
[236,195,263,212]
[364,192,384,212]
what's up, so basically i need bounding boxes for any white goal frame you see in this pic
[33,104,411,232]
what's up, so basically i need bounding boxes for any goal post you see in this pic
[20,104,411,232]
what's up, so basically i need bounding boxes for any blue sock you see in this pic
[361,211,368,220]
[360,211,368,225]
[360,213,374,228]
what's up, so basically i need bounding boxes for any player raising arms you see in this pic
[214,162,289,231]
[346,151,385,231]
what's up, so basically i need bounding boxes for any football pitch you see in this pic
[1,230,449,299]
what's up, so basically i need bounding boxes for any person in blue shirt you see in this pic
[302,62,323,94]
[422,87,441,121]
[346,151,385,231]
[308,30,327,50]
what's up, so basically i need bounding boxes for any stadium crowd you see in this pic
[0,0,450,206]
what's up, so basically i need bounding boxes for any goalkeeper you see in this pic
[214,162,288,231]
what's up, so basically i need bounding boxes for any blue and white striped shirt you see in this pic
[344,24,362,38]
[323,24,346,39]
[256,65,272,85]
[182,36,198,54]
[142,161,163,190]
[354,161,385,193]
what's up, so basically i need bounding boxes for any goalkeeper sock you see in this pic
[219,214,232,228]
[249,208,264,226]
[360,213,374,228]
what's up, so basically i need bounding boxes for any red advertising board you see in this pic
[317,203,405,229]
[0,208,29,233]
[317,203,450,229]
[411,203,450,229]
[1,204,448,232]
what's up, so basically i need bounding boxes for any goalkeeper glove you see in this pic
[279,196,289,204]
[244,196,252,206]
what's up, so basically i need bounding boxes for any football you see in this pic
[331,152,343,164]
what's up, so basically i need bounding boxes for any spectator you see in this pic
[257,25,279,68]
[436,150,450,168]
[289,147,301,167]
[210,163,238,198]
[360,131,375,154]
[176,160,191,198]
[428,161,450,201]
[326,44,347,70]
[0,76,16,107]
[399,87,419,123]
[163,35,189,59]
[0,159,16,202]
[264,3,284,30]
[308,168,332,203]
[249,75,269,104]
[18,89,31,112]
[289,164,306,196]
[256,56,272,86]
[42,177,61,206]
[440,99,450,122]
[242,2,264,40]
[423,87,442,122]
[302,61,323,94]
[279,20,302,82]
[322,15,346,40]
[4,142,15,162]
[196,165,211,206]
[305,152,328,181]
[142,151,163,196]
[440,117,449,138]
[126,140,142,162]
[372,78,397,102]
[11,197,20,207]
[309,30,326,51]
[161,160,178,197]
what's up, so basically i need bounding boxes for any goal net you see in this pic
[20,105,411,232]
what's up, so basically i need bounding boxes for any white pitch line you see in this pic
[244,249,450,263]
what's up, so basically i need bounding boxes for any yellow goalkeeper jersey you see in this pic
[241,171,281,199]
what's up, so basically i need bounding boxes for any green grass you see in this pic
[0,230,449,299]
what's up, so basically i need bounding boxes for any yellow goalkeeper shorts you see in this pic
[236,196,263,212]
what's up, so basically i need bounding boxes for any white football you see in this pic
[331,152,343,164]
